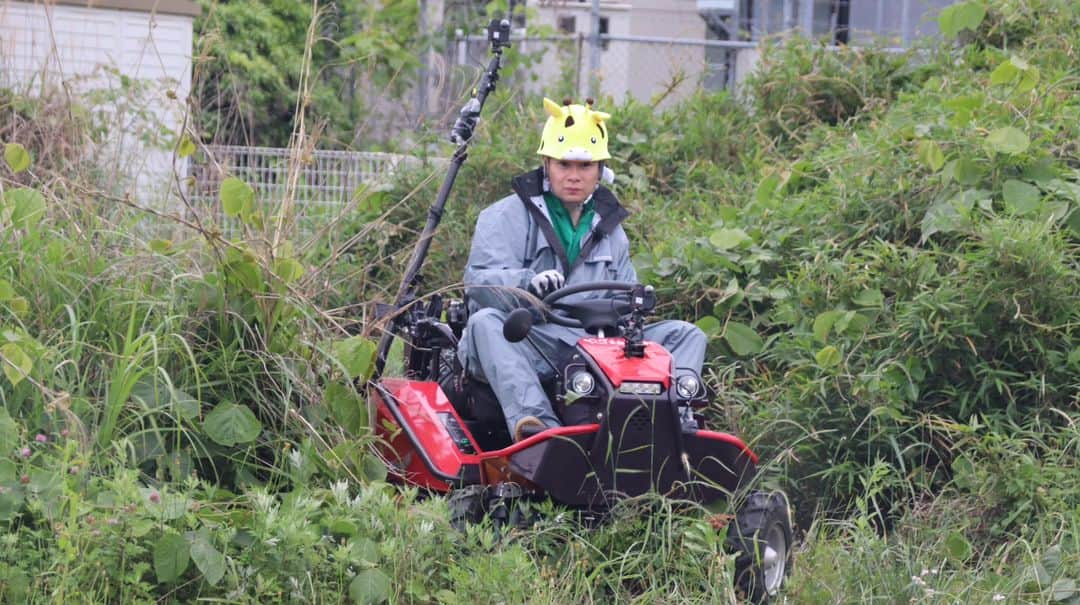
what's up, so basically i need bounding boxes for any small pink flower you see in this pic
[34,434,47,443]
[148,491,161,504]
[68,466,79,475]
[19,474,30,484]
[20,447,31,458]
[60,428,69,438]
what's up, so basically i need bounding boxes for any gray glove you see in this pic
[528,269,565,298]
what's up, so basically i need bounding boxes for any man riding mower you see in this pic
[369,19,793,603]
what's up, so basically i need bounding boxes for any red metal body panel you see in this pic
[376,378,485,491]
[373,387,451,491]
[578,338,672,389]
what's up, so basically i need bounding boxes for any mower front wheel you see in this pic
[728,491,793,604]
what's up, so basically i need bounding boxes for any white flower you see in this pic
[992,595,1006,602]
[330,481,350,504]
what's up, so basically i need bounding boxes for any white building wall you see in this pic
[525,0,708,107]
[0,1,193,203]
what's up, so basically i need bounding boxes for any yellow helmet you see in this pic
[536,97,611,162]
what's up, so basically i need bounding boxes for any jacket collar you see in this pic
[510,166,628,225]
[510,166,630,274]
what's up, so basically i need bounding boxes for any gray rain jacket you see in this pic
[464,166,635,316]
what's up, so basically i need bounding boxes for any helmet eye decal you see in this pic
[557,135,565,142]
[590,137,597,144]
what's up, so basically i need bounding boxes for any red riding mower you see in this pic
[368,18,793,603]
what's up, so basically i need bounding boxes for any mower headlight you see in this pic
[675,375,701,399]
[570,371,595,396]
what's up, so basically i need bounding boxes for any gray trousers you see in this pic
[458,307,708,435]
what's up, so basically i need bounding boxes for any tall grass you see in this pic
[2,0,1079,601]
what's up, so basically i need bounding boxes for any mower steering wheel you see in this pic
[539,281,638,329]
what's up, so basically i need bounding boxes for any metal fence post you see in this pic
[901,0,911,46]
[588,0,601,100]
[799,0,813,37]
[418,0,428,116]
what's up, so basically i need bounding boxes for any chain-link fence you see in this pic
[447,32,759,110]
[187,146,417,237]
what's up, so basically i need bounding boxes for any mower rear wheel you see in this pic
[727,491,793,604]
[448,486,486,531]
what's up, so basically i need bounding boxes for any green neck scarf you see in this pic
[543,192,595,267]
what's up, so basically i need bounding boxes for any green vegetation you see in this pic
[2,0,1078,602]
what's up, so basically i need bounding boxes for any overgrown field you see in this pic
[1,0,1078,602]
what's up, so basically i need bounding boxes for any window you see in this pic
[557,15,576,33]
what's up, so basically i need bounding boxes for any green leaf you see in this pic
[5,188,47,228]
[695,315,722,337]
[812,311,841,343]
[755,173,781,205]
[952,157,983,186]
[815,346,841,367]
[7,297,28,317]
[953,1,987,32]
[146,489,190,521]
[153,533,191,583]
[921,189,986,241]
[1002,179,1041,215]
[171,388,200,421]
[852,288,884,308]
[1015,65,1039,93]
[351,538,380,566]
[938,4,959,37]
[361,454,387,483]
[190,536,226,586]
[0,407,19,456]
[4,143,30,173]
[1051,579,1076,602]
[1067,346,1080,369]
[149,239,174,254]
[203,402,262,446]
[945,531,972,562]
[708,228,752,251]
[273,257,304,284]
[349,568,391,604]
[990,59,1020,86]
[220,177,254,218]
[1043,546,1064,573]
[916,140,945,171]
[0,342,32,386]
[722,321,764,356]
[178,136,196,159]
[325,382,365,435]
[0,279,13,301]
[986,127,1030,155]
[331,336,377,381]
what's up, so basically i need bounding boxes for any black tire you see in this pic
[727,491,793,604]
[448,485,486,532]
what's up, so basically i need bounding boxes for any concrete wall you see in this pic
[0,0,195,202]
